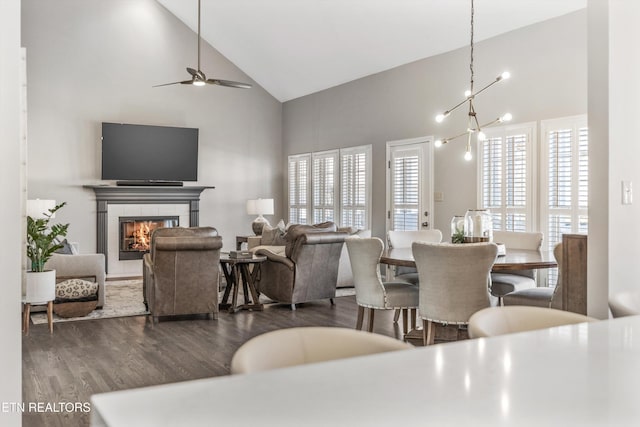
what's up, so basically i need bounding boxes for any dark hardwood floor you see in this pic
[22,295,467,427]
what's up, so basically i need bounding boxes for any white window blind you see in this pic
[390,148,420,231]
[288,154,311,225]
[312,150,338,224]
[478,124,535,232]
[341,145,371,229]
[288,145,371,228]
[541,115,588,285]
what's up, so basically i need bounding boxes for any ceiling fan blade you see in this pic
[152,80,193,87]
[207,79,252,89]
[187,67,198,77]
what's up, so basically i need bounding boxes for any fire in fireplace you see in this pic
[119,216,179,260]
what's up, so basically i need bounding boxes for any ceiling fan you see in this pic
[154,0,252,89]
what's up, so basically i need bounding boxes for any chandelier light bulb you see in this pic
[434,139,443,148]
[464,90,472,98]
[501,71,511,80]
[464,151,473,161]
[501,113,513,122]
[477,131,486,141]
[435,113,446,123]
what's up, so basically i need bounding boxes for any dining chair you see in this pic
[503,243,562,309]
[491,231,543,305]
[609,290,640,317]
[412,242,497,345]
[230,326,412,374]
[468,306,597,338]
[346,237,419,335]
[387,229,443,285]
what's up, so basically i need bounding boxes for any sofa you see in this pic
[251,222,350,308]
[143,226,222,321]
[248,223,370,288]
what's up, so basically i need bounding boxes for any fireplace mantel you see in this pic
[85,185,214,273]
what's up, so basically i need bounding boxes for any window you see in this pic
[390,148,420,231]
[478,123,536,232]
[340,145,371,229]
[541,116,589,251]
[312,150,338,224]
[288,145,371,228]
[288,154,310,224]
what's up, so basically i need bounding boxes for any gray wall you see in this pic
[0,0,22,424]
[22,0,283,252]
[283,10,587,241]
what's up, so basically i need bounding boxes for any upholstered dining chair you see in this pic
[491,231,543,305]
[346,237,419,334]
[609,290,640,317]
[468,306,597,338]
[412,242,497,345]
[503,243,563,309]
[230,326,412,374]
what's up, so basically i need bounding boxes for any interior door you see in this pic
[386,137,433,234]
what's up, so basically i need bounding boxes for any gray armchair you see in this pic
[255,226,348,309]
[143,227,222,322]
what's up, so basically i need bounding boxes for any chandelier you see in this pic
[434,0,512,161]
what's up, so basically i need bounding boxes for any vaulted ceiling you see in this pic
[157,0,586,102]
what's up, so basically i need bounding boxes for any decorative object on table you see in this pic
[153,0,252,90]
[433,0,512,161]
[463,209,492,243]
[24,200,69,334]
[450,215,466,243]
[246,198,274,235]
[229,250,253,259]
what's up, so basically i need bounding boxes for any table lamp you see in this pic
[246,198,274,235]
[27,199,56,219]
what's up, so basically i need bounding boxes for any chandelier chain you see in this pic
[470,0,475,93]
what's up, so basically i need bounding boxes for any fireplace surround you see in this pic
[85,185,213,275]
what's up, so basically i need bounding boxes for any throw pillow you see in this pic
[55,279,98,301]
[54,239,74,255]
[261,224,287,246]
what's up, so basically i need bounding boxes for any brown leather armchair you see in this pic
[143,227,222,322]
[255,225,348,309]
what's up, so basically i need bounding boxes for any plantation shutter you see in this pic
[340,146,371,229]
[312,150,338,224]
[390,148,420,231]
[288,154,311,224]
[541,115,588,285]
[479,124,534,232]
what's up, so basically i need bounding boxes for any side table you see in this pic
[219,254,266,313]
[22,299,53,335]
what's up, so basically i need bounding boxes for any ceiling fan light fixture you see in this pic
[192,80,206,87]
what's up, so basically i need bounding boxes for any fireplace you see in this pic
[118,216,179,260]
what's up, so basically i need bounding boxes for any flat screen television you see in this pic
[101,122,198,183]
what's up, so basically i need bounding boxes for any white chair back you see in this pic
[230,326,412,374]
[609,291,640,317]
[387,230,442,249]
[492,231,543,250]
[468,306,598,338]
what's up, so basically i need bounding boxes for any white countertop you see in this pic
[91,315,640,426]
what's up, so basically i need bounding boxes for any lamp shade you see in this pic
[27,199,56,219]
[246,198,274,216]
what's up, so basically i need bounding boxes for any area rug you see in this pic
[31,279,148,324]
[31,279,355,324]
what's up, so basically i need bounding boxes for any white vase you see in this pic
[25,269,56,304]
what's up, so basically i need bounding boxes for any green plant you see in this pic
[26,202,69,272]
[452,228,465,244]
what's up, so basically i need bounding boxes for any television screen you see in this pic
[101,122,198,182]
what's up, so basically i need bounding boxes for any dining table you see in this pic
[380,247,557,272]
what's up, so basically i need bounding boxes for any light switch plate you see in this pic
[622,180,633,205]
[434,191,444,202]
